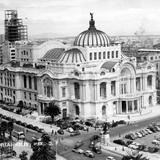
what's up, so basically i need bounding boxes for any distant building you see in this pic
[4,10,28,42]
[0,34,5,44]
[0,61,38,108]
[137,48,160,103]
[1,41,33,65]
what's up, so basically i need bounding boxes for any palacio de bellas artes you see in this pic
[0,0,160,160]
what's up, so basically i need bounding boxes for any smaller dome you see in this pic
[59,48,86,64]
[74,13,111,47]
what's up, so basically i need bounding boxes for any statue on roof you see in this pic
[90,12,93,19]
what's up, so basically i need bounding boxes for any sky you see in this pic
[1,0,160,37]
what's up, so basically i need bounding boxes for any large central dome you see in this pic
[74,13,111,47]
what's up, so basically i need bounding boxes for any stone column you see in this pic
[152,75,156,90]
[143,75,147,91]
[132,101,134,112]
[140,77,143,91]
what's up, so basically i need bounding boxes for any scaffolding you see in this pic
[5,10,28,42]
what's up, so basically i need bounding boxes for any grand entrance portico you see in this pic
[116,97,141,114]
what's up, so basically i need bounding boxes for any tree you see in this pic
[19,151,28,160]
[1,121,8,141]
[30,145,56,160]
[30,133,56,160]
[8,120,14,138]
[17,100,23,111]
[41,133,51,145]
[44,102,61,123]
[7,120,14,147]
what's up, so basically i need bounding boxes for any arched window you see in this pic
[102,105,106,116]
[112,68,115,72]
[100,82,106,98]
[74,82,80,99]
[100,72,105,76]
[43,78,53,97]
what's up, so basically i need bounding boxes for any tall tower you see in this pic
[4,10,28,42]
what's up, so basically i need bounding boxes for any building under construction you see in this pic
[5,10,28,42]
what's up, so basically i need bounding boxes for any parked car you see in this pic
[137,145,146,151]
[125,134,136,140]
[154,126,160,131]
[38,128,45,133]
[67,127,74,133]
[89,141,95,148]
[147,126,157,133]
[84,150,95,158]
[152,139,160,145]
[70,130,81,136]
[57,129,64,135]
[145,128,152,134]
[72,148,84,154]
[74,140,84,149]
[106,156,116,160]
[90,135,101,142]
[92,146,102,154]
[27,124,34,130]
[135,132,143,138]
[148,147,159,153]
[21,122,28,127]
[113,139,126,146]
[85,121,94,127]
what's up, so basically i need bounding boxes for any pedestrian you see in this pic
[87,127,89,132]
[55,131,57,136]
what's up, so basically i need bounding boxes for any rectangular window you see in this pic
[62,87,66,97]
[23,75,27,88]
[116,51,118,58]
[90,52,92,60]
[103,52,106,59]
[107,51,110,59]
[34,94,37,101]
[13,79,15,87]
[112,51,114,58]
[99,52,101,59]
[94,52,97,60]
[34,77,37,90]
[29,76,32,89]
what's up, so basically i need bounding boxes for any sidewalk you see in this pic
[0,108,59,133]
[109,104,160,123]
